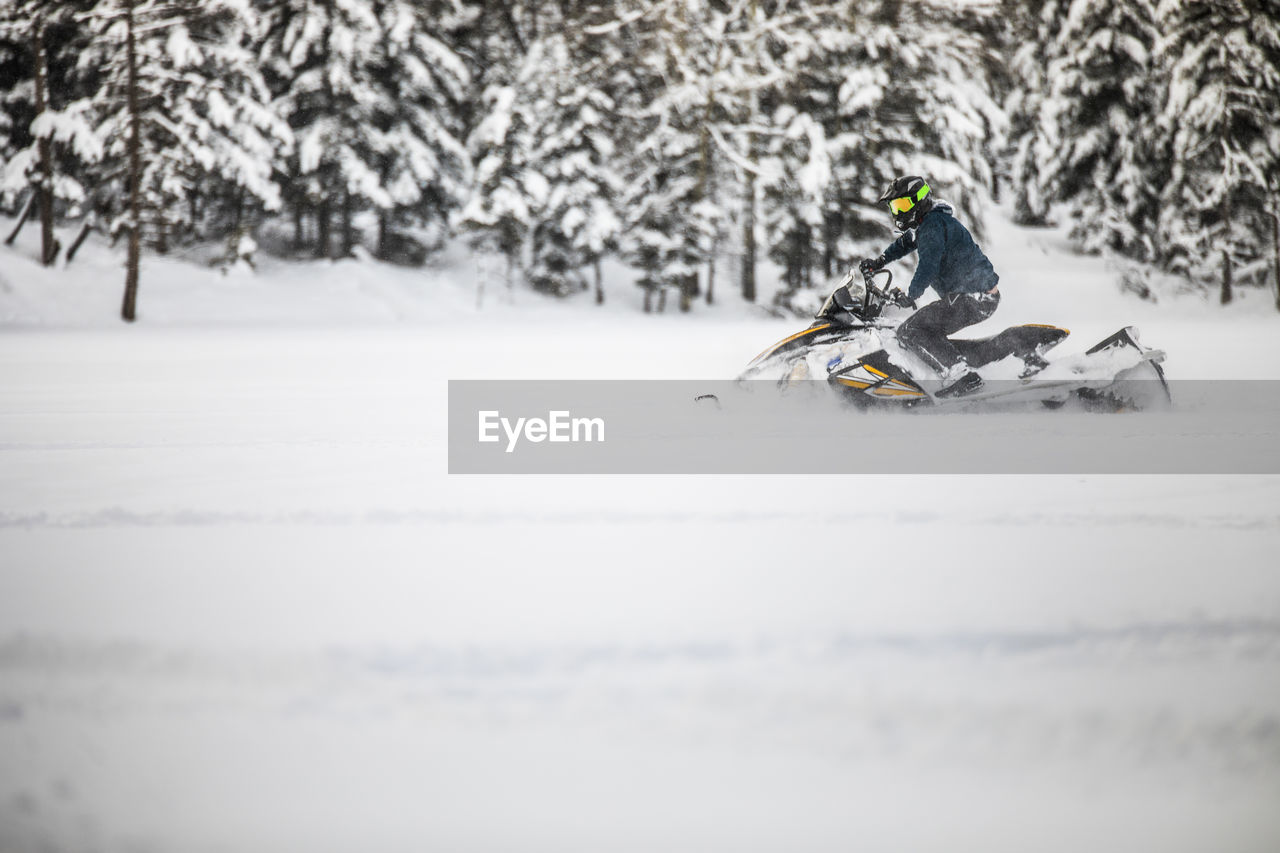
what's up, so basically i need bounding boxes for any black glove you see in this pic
[858,255,885,277]
[889,288,916,309]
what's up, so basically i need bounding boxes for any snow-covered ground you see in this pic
[2,211,1280,852]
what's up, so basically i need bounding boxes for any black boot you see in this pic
[936,370,984,398]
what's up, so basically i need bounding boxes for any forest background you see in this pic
[2,0,1278,320]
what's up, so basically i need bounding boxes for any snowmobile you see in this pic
[723,267,1170,411]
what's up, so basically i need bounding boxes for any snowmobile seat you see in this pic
[951,324,1069,368]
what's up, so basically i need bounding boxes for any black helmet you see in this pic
[878,175,933,232]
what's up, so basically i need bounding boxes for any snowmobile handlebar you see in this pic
[861,267,914,309]
[862,265,892,293]
[817,266,908,325]
[862,267,904,304]
[862,267,909,306]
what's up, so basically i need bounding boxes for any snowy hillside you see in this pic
[2,210,1280,853]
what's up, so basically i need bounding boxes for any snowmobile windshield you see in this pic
[841,277,867,308]
[819,278,867,319]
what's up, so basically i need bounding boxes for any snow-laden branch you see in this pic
[582,4,658,36]
[131,16,190,36]
[708,123,764,178]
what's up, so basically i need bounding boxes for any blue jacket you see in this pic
[882,202,999,301]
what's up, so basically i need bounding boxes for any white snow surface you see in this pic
[2,210,1280,852]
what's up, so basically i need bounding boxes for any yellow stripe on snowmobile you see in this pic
[864,365,889,378]
[836,378,872,389]
[752,324,833,363]
[871,386,926,397]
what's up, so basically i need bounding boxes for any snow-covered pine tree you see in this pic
[1003,0,1073,226]
[0,28,19,167]
[682,0,848,308]
[365,0,472,263]
[261,0,472,262]
[458,2,623,298]
[261,0,357,258]
[455,0,547,289]
[1035,0,1161,261]
[731,0,769,303]
[959,0,1017,200]
[761,102,831,296]
[0,1,96,264]
[608,0,736,312]
[750,1,837,299]
[74,0,291,319]
[259,0,385,258]
[622,0,780,306]
[622,116,710,312]
[457,66,538,291]
[0,1,58,263]
[783,2,869,287]
[617,106,705,310]
[519,24,623,298]
[1154,0,1280,305]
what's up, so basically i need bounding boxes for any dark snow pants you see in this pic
[897,290,1000,373]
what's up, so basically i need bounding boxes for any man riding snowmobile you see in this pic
[860,176,1000,397]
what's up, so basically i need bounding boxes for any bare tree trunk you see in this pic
[700,77,719,308]
[801,233,809,289]
[741,0,759,303]
[316,196,331,259]
[787,234,799,294]
[292,199,304,250]
[681,78,717,316]
[824,211,840,278]
[4,190,36,246]
[1271,202,1280,313]
[1221,247,1233,306]
[66,216,94,263]
[377,210,389,260]
[594,259,603,305]
[230,185,244,235]
[706,249,716,306]
[341,189,354,257]
[1220,192,1233,305]
[39,200,61,264]
[742,175,756,302]
[121,0,142,322]
[643,286,652,313]
[33,18,57,266]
